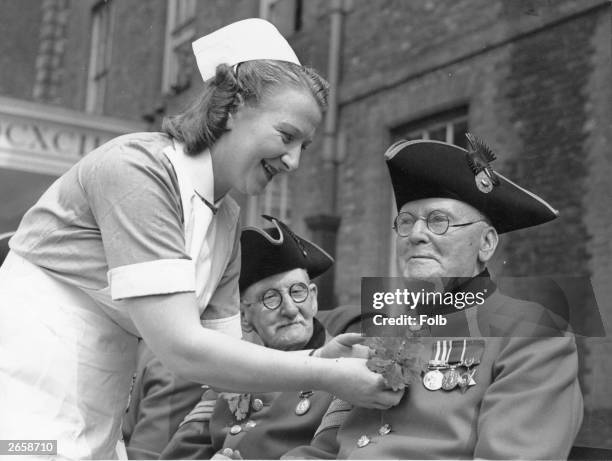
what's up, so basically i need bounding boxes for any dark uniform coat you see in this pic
[122,341,204,459]
[284,286,583,460]
[161,319,334,460]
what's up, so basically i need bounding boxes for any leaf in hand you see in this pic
[221,393,240,413]
[220,392,250,421]
[366,356,393,374]
[236,394,251,421]
[384,362,407,391]
[365,337,423,390]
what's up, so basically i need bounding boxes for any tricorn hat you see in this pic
[385,134,558,234]
[192,18,300,82]
[239,215,334,292]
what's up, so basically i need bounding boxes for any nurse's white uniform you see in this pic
[0,140,241,460]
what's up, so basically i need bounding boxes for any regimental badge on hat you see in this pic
[465,133,500,194]
[239,215,334,293]
[384,136,559,234]
[192,18,300,82]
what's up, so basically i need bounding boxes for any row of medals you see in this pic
[355,359,478,449]
[422,357,478,392]
[228,391,314,436]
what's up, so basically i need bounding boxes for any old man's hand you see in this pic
[212,448,242,459]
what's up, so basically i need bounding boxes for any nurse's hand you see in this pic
[322,357,404,410]
[315,333,370,359]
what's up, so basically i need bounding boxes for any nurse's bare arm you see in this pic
[127,291,403,410]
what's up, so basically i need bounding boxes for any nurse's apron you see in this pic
[0,142,240,460]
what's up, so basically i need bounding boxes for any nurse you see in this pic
[0,19,401,460]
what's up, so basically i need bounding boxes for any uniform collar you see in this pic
[303,317,328,350]
[172,139,226,213]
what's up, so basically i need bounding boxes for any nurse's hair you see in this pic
[162,60,329,156]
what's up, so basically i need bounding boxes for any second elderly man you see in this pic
[160,216,338,460]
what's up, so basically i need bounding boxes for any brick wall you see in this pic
[32,0,71,104]
[0,0,42,100]
[56,0,93,112]
[105,0,167,121]
[501,11,595,278]
[581,5,612,446]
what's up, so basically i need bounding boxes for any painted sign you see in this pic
[0,96,146,176]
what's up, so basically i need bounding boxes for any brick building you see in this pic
[1,0,610,452]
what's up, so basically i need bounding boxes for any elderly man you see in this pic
[159,216,339,459]
[284,135,583,459]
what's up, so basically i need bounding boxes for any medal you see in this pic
[295,390,313,416]
[357,435,370,448]
[245,420,257,430]
[378,423,392,436]
[427,340,445,368]
[423,369,444,391]
[475,170,494,193]
[251,398,263,412]
[458,369,477,393]
[458,374,469,392]
[295,398,311,415]
[442,368,460,391]
[466,134,499,194]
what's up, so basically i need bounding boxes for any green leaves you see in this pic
[365,337,423,391]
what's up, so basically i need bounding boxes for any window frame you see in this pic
[86,0,114,114]
[388,107,469,276]
[259,0,303,37]
[162,0,197,95]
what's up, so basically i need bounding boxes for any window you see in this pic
[392,106,469,149]
[162,0,197,94]
[388,107,469,275]
[86,0,114,114]
[259,0,303,36]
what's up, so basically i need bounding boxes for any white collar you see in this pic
[172,140,225,213]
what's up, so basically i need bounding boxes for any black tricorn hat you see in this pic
[385,135,559,234]
[239,215,334,292]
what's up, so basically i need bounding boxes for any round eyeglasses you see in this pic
[393,210,486,236]
[245,282,310,310]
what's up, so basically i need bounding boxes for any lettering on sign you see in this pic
[0,115,109,159]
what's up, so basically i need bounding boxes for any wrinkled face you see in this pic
[396,198,497,279]
[241,268,318,351]
[212,85,322,197]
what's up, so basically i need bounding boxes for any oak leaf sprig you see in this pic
[365,337,424,391]
[220,392,251,421]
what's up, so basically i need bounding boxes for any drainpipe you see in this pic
[305,0,345,309]
[324,0,344,214]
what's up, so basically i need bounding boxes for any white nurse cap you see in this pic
[192,18,301,82]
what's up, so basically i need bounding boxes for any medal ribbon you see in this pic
[430,339,485,366]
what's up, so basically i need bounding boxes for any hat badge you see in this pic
[465,133,500,194]
[262,214,308,257]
